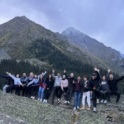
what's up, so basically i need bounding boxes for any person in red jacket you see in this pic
[73,76,82,111]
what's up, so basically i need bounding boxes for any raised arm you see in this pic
[0,74,8,79]
[41,71,47,77]
[27,79,35,86]
[6,72,16,81]
[106,69,111,81]
[52,69,56,78]
[116,76,124,83]
[63,70,69,79]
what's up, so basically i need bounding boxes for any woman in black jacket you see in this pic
[90,67,101,112]
[43,74,54,103]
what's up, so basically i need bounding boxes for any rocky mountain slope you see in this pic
[62,27,124,73]
[0,90,124,124]
[0,16,123,73]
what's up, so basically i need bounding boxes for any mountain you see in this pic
[120,53,124,58]
[62,27,124,73]
[0,16,123,74]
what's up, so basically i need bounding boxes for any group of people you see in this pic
[0,67,124,112]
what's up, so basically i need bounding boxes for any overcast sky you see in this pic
[0,0,124,53]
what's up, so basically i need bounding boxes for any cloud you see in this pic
[0,0,124,53]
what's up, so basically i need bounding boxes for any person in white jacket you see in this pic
[6,72,23,95]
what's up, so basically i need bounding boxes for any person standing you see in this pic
[51,69,62,104]
[64,70,76,104]
[73,76,82,111]
[89,67,101,112]
[80,76,91,110]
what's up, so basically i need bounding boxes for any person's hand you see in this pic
[64,70,66,73]
[52,69,55,73]
[47,88,49,90]
[90,91,92,94]
[94,67,97,71]
[44,71,47,73]
[97,69,100,73]
[108,69,111,73]
[6,72,9,75]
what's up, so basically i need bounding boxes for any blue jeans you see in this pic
[38,87,45,99]
[74,92,81,107]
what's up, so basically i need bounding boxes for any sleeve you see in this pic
[106,72,110,81]
[28,79,35,86]
[52,73,56,78]
[8,73,16,80]
[41,72,47,77]
[0,74,8,79]
[18,79,22,85]
[95,71,101,81]
[67,79,69,87]
[89,80,93,91]
[116,76,124,83]
[60,81,63,90]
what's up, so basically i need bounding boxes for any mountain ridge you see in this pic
[0,16,124,73]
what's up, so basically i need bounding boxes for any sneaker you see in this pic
[64,101,68,104]
[97,99,99,103]
[38,98,40,101]
[101,100,104,103]
[77,106,80,110]
[43,99,46,103]
[104,100,107,104]
[73,107,76,111]
[67,101,70,104]
[57,100,61,104]
[87,108,90,111]
[93,107,96,112]
[46,100,48,103]
[79,107,85,110]
[31,96,35,99]
[40,99,42,102]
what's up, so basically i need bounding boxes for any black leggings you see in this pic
[44,89,52,100]
[66,89,73,102]
[52,86,61,103]
[92,90,100,107]
[100,90,108,100]
[108,90,120,102]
